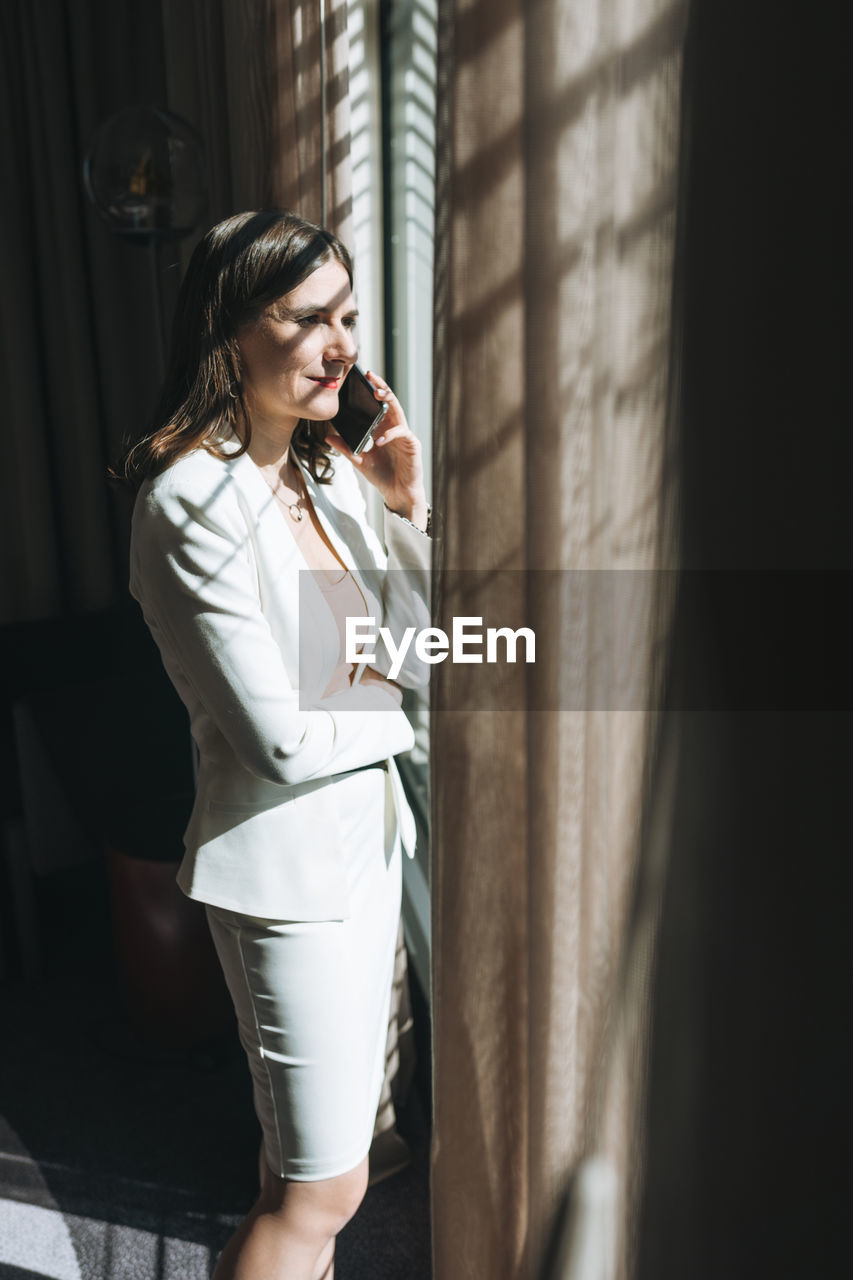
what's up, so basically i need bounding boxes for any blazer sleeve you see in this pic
[130,477,415,787]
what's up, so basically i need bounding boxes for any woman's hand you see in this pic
[321,661,355,700]
[321,660,403,707]
[357,663,404,706]
[325,371,429,531]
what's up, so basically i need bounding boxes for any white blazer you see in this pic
[129,440,431,920]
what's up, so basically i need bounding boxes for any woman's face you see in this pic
[235,258,358,432]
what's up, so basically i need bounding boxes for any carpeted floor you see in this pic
[0,873,431,1280]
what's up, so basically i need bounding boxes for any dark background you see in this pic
[637,4,852,1279]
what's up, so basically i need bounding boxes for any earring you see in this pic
[228,381,239,400]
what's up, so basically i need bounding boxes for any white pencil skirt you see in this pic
[205,765,401,1181]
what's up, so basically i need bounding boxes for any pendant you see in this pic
[289,503,304,522]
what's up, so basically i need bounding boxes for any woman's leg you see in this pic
[256,1140,336,1275]
[212,1154,367,1280]
[312,1236,335,1279]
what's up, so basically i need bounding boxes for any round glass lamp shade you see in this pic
[84,106,206,243]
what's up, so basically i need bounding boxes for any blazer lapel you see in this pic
[227,445,380,623]
[228,449,303,567]
[295,455,357,572]
[228,447,355,573]
[301,461,386,622]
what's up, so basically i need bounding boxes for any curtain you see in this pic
[268,0,353,239]
[161,0,353,245]
[430,1,686,1276]
[0,0,351,616]
[0,0,170,623]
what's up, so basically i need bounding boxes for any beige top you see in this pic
[314,568,370,666]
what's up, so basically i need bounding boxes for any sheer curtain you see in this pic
[430,1,686,1277]
[162,0,353,239]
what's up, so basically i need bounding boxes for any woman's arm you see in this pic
[326,371,432,688]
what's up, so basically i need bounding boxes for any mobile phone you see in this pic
[331,364,389,455]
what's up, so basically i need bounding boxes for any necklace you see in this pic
[266,463,307,523]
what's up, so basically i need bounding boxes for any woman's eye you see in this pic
[294,313,357,330]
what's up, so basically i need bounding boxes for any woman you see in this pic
[124,210,431,1280]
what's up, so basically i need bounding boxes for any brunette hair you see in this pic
[116,210,354,489]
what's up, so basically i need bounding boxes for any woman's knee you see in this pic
[303,1158,369,1230]
[263,1156,369,1235]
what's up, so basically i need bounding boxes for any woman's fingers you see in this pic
[365,371,402,413]
[360,665,404,706]
[327,372,425,514]
[365,369,391,396]
[373,424,418,448]
[364,372,414,440]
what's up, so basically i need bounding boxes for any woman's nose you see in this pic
[328,322,357,362]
